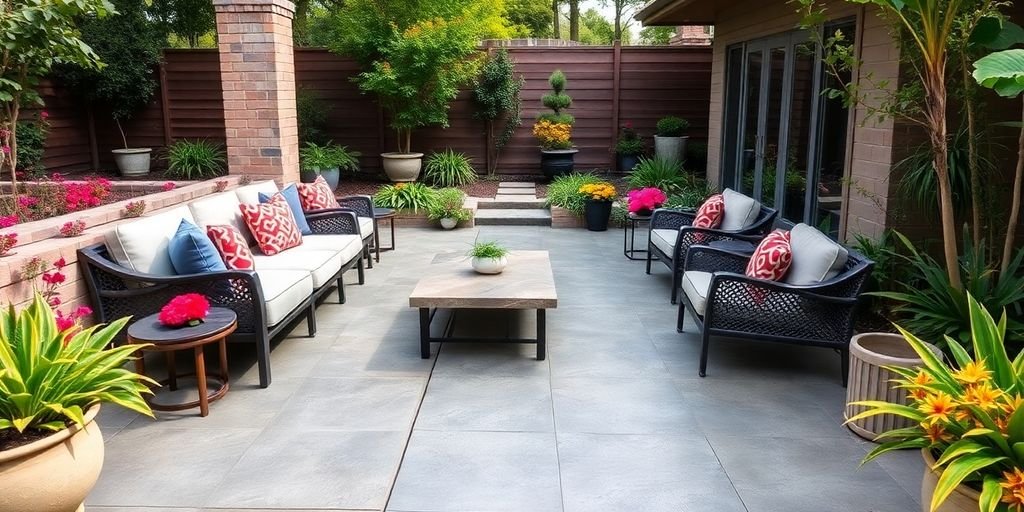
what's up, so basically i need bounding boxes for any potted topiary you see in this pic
[469,240,509,274]
[299,141,361,191]
[615,121,644,172]
[0,294,154,512]
[654,116,689,164]
[578,181,617,232]
[533,70,578,180]
[428,188,472,229]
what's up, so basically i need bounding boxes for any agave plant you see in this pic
[849,295,1024,512]
[0,294,153,434]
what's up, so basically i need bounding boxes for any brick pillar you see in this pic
[214,0,299,185]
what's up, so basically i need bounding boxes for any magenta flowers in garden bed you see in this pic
[1,173,116,226]
[626,187,667,216]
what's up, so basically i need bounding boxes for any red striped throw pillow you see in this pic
[693,194,724,229]
[206,225,255,270]
[745,229,793,281]
[239,193,303,256]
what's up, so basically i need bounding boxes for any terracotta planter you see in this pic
[0,405,105,512]
[921,449,980,512]
[380,152,424,182]
[845,333,941,441]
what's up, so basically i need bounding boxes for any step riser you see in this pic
[474,217,552,226]
[478,201,547,210]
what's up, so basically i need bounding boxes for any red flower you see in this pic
[627,187,668,213]
[623,121,633,128]
[159,294,210,327]
[74,305,92,318]
[55,311,76,332]
[42,271,66,285]
[54,257,66,269]
[162,182,177,191]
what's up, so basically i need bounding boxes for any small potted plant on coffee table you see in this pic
[469,240,509,274]
[579,182,617,231]
[654,116,689,164]
[615,122,644,172]
[428,188,472,229]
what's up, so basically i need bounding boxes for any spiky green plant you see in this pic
[373,183,438,212]
[546,172,602,216]
[423,149,477,187]
[627,157,688,193]
[165,139,226,180]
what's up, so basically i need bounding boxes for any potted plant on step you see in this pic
[428,188,471,229]
[579,182,616,231]
[847,295,1024,512]
[0,294,154,512]
[533,70,578,180]
[615,122,644,172]
[654,116,689,164]
[299,141,361,191]
[469,240,509,274]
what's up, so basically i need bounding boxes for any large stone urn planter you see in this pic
[654,135,687,163]
[111,148,152,176]
[921,449,980,512]
[845,332,941,441]
[381,152,423,182]
[0,404,105,512]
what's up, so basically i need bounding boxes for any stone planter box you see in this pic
[550,206,584,229]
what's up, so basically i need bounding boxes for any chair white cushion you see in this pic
[651,229,678,257]
[252,247,343,288]
[235,180,280,205]
[721,188,761,231]
[359,216,374,237]
[255,269,312,326]
[784,223,849,286]
[681,271,713,316]
[105,206,194,276]
[188,192,252,245]
[300,234,363,263]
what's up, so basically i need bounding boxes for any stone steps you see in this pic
[473,182,551,226]
[474,209,552,226]
[477,197,548,210]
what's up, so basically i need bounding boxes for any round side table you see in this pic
[372,207,397,263]
[127,308,237,417]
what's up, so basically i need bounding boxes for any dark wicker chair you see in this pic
[646,205,778,303]
[675,242,874,385]
[78,208,363,389]
[335,195,375,269]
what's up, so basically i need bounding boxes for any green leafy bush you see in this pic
[427,188,471,221]
[300,142,361,172]
[165,139,226,179]
[373,183,437,212]
[537,70,575,126]
[424,149,477,187]
[15,114,50,177]
[546,172,603,215]
[297,88,330,146]
[627,157,687,193]
[656,116,689,137]
[663,180,715,210]
[469,240,508,259]
[473,50,524,174]
[615,123,644,156]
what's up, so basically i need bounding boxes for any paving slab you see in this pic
[498,182,536,188]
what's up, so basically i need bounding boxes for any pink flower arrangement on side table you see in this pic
[626,187,668,217]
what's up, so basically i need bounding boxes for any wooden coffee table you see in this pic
[409,250,558,360]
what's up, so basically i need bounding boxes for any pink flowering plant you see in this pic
[214,180,229,192]
[123,200,146,218]
[162,181,176,192]
[0,173,113,227]
[0,233,16,256]
[626,187,668,215]
[59,220,87,237]
[22,257,93,334]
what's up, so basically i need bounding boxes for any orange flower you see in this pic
[1002,468,1024,511]
[919,392,957,425]
[922,422,952,444]
[908,371,933,402]
[1002,394,1024,416]
[963,382,1004,410]
[954,360,992,385]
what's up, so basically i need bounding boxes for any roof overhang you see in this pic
[634,0,721,26]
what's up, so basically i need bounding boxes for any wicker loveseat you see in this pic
[675,223,874,385]
[646,188,778,303]
[79,181,367,388]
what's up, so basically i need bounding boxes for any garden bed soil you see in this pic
[0,427,53,452]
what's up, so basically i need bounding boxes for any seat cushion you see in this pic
[240,194,304,256]
[301,234,363,263]
[235,180,280,206]
[105,205,195,276]
[681,271,713,316]
[207,225,255,270]
[651,229,678,257]
[297,176,340,211]
[252,247,343,288]
[784,223,849,286]
[721,188,761,231]
[168,219,227,275]
[745,230,793,281]
[188,192,251,245]
[359,216,374,237]
[693,194,724,229]
[256,269,313,326]
[260,183,311,235]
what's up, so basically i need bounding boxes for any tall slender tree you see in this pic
[552,0,560,38]
[568,0,579,41]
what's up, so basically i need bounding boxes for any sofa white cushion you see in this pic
[784,223,849,286]
[105,206,194,276]
[235,180,280,205]
[188,192,252,244]
[300,234,363,262]
[359,216,375,237]
[256,269,313,326]
[651,229,677,257]
[252,247,343,288]
[721,188,761,231]
[681,271,713,316]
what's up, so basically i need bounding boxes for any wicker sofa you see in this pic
[79,181,368,388]
[646,189,778,304]
[675,223,874,385]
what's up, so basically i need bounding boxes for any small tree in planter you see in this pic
[654,116,688,164]
[533,70,578,180]
[57,0,163,176]
[473,49,525,176]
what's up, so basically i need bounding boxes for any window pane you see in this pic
[783,42,816,223]
[756,46,786,208]
[814,21,855,238]
[740,50,762,197]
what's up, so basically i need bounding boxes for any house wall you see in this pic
[704,0,901,241]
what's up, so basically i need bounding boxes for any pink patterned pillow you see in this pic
[239,193,303,256]
[693,194,724,229]
[206,225,255,270]
[296,175,339,211]
[746,230,793,281]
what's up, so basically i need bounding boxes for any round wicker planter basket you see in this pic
[844,332,941,441]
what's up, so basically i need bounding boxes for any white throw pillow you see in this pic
[720,188,762,231]
[188,192,252,245]
[783,223,849,285]
[234,180,280,205]
[105,206,194,276]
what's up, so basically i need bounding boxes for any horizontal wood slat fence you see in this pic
[35,45,712,176]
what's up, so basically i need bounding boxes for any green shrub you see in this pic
[373,183,437,212]
[546,172,602,215]
[656,116,689,137]
[15,114,49,177]
[427,188,471,221]
[300,142,361,172]
[537,69,575,126]
[297,88,331,146]
[615,124,644,156]
[164,139,226,179]
[424,149,477,187]
[469,240,508,259]
[663,180,714,210]
[473,49,524,174]
[627,157,687,193]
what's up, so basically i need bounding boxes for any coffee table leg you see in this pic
[194,346,209,417]
[419,307,431,359]
[537,309,546,360]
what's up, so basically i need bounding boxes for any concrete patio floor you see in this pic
[89,225,924,512]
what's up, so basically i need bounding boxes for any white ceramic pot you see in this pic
[440,218,458,230]
[654,136,687,164]
[472,256,507,274]
[380,152,424,182]
[111,148,152,176]
[0,405,105,512]
[921,449,979,512]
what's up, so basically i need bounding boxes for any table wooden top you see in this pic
[409,250,558,309]
[127,308,237,346]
